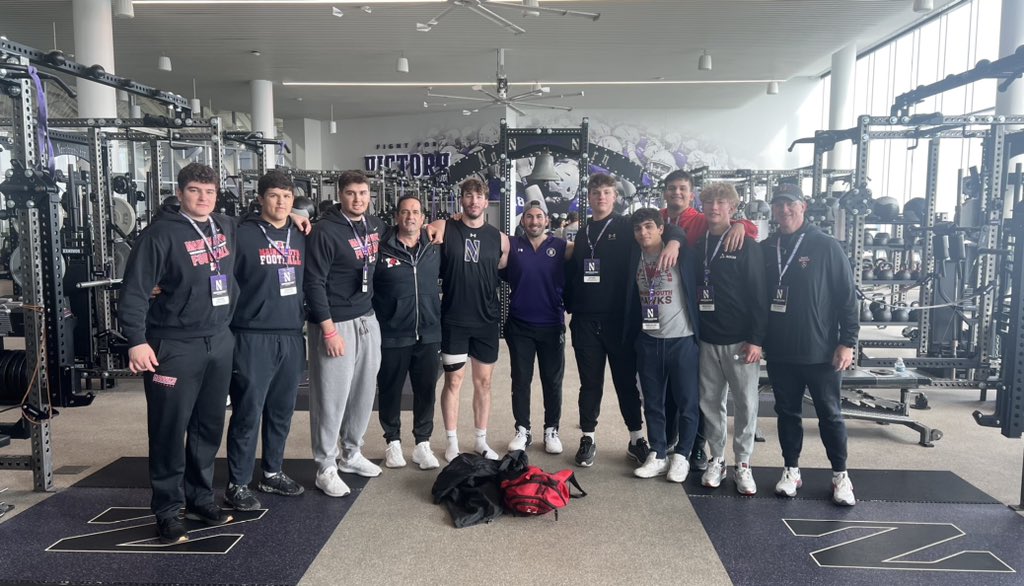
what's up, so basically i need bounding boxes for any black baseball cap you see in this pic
[770,183,805,204]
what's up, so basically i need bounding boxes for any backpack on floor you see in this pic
[500,466,586,519]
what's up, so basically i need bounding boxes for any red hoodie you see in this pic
[660,207,758,247]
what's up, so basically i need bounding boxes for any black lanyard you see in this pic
[775,233,806,288]
[181,213,222,274]
[258,223,292,261]
[585,216,613,257]
[703,231,725,288]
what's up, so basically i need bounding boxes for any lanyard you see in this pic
[639,256,661,304]
[703,231,725,287]
[585,216,613,257]
[258,223,292,261]
[342,214,371,265]
[775,233,806,288]
[181,213,222,274]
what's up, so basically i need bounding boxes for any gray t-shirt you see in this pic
[636,250,693,339]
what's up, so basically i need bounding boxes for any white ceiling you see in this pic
[0,0,960,121]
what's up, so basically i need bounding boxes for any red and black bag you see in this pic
[500,466,587,519]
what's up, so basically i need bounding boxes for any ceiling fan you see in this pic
[424,48,584,115]
[416,0,601,35]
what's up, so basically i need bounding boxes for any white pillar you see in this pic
[72,0,117,118]
[996,0,1024,116]
[250,80,275,170]
[828,44,857,170]
[303,118,323,169]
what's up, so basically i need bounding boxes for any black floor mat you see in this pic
[682,467,1000,504]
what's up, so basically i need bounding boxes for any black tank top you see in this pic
[440,219,502,326]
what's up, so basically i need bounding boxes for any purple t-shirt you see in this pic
[506,234,567,327]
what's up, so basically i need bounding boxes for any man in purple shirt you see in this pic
[503,201,570,454]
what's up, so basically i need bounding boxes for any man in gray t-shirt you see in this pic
[627,208,701,484]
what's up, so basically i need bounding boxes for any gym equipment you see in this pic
[872,303,892,322]
[294,196,317,220]
[887,236,904,247]
[892,304,911,322]
[111,241,131,279]
[161,195,180,208]
[908,302,921,322]
[895,267,912,280]
[860,301,873,322]
[110,197,137,237]
[903,197,927,222]
[873,232,890,246]
[839,186,873,216]
[872,196,901,221]
[875,260,894,280]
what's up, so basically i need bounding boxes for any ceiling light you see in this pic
[522,0,540,17]
[416,22,432,32]
[397,52,409,73]
[190,98,202,114]
[130,104,142,118]
[157,54,172,71]
[113,0,135,18]
[285,79,783,87]
[698,50,712,72]
[250,50,261,56]
[414,0,598,36]
[332,6,343,17]
[423,101,429,108]
[329,104,337,134]
[913,0,934,13]
[462,110,472,116]
[360,5,371,13]
[766,81,779,95]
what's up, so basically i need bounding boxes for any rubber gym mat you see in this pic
[0,480,370,585]
[682,467,1000,504]
[690,497,1022,586]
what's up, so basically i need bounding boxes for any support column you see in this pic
[72,0,117,119]
[996,0,1024,117]
[303,118,323,169]
[828,44,857,170]
[251,80,275,171]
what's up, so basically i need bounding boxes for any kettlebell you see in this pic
[887,237,904,247]
[862,267,876,280]
[875,261,894,280]
[908,301,921,322]
[869,295,886,314]
[873,232,890,246]
[891,304,910,322]
[895,267,912,280]
[872,303,892,322]
[860,300,873,322]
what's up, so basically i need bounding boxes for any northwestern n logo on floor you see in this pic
[47,507,266,554]
[784,519,1015,573]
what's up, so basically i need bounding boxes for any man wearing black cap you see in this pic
[762,183,859,506]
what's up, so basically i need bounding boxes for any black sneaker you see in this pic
[184,503,233,526]
[690,446,708,472]
[224,484,262,511]
[258,472,305,497]
[575,436,596,467]
[156,515,188,544]
[627,438,651,464]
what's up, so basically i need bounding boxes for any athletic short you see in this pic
[441,321,500,364]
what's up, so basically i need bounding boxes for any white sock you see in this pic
[583,431,595,439]
[629,430,644,444]
[264,470,279,479]
[474,428,492,453]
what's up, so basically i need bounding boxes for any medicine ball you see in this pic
[872,196,901,221]
[161,195,180,209]
[293,196,317,220]
[903,197,927,223]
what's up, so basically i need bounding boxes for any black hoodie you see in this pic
[373,227,442,348]
[762,222,859,364]
[118,205,238,346]
[304,206,384,324]
[230,215,306,335]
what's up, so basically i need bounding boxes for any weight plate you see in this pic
[0,352,15,392]
[4,351,18,390]
[14,351,28,391]
[111,197,137,236]
[9,247,24,287]
[112,241,131,279]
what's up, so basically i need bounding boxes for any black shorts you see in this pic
[441,321,500,365]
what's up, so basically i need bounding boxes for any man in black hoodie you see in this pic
[223,170,307,511]
[373,195,442,471]
[304,170,385,498]
[120,163,238,543]
[762,183,859,506]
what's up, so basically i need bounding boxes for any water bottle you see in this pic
[894,357,906,374]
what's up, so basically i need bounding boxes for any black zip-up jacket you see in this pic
[624,240,701,344]
[692,234,768,346]
[763,222,859,364]
[118,206,238,346]
[373,227,442,348]
[231,215,306,335]
[565,213,685,320]
[304,206,384,324]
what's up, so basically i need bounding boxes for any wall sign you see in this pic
[363,152,451,177]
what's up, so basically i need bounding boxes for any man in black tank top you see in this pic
[429,178,510,462]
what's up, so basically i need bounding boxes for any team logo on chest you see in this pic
[546,247,556,257]
[798,256,811,269]
[465,238,481,263]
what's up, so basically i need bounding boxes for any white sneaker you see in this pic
[544,427,563,454]
[338,453,382,478]
[775,467,802,497]
[634,452,668,478]
[384,441,406,468]
[507,426,532,451]
[735,463,757,495]
[445,441,460,463]
[832,471,856,506]
[411,441,440,470]
[315,468,351,497]
[666,453,690,483]
[702,457,726,488]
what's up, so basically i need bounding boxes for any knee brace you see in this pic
[441,353,468,373]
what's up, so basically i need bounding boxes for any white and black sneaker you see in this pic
[627,438,651,464]
[507,426,532,452]
[224,484,261,511]
[258,472,304,496]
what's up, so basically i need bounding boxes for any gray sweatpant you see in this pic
[698,341,760,464]
[308,314,382,475]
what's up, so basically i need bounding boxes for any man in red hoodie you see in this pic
[660,170,758,247]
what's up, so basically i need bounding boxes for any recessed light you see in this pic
[296,97,303,101]
[250,50,261,56]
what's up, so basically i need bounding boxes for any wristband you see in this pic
[322,329,338,340]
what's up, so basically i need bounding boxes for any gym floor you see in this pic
[1,341,1022,585]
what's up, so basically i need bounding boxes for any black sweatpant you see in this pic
[505,318,564,431]
[377,341,441,444]
[570,316,643,433]
[227,331,305,487]
[766,361,848,472]
[144,329,234,521]
[665,393,706,458]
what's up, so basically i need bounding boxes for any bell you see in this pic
[528,152,559,182]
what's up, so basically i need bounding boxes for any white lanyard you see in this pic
[775,233,806,288]
[181,213,222,274]
[258,223,292,261]
[585,216,613,257]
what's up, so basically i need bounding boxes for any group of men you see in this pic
[119,160,859,544]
